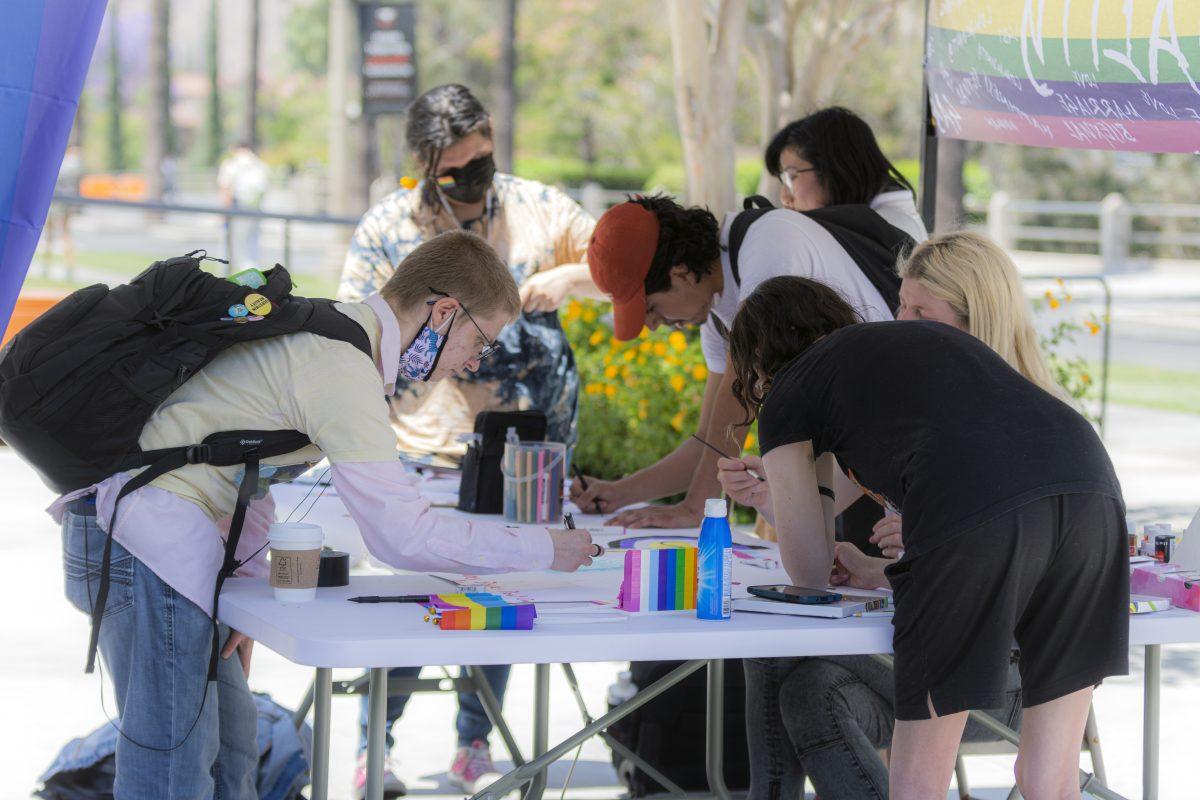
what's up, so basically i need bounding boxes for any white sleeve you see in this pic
[700,318,727,374]
[331,460,555,574]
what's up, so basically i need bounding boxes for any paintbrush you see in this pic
[690,433,765,481]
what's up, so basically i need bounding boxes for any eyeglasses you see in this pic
[428,288,502,361]
[778,166,816,189]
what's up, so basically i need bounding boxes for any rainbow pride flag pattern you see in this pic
[617,545,698,613]
[428,593,537,631]
[925,1,1200,153]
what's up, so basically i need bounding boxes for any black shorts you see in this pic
[886,492,1129,721]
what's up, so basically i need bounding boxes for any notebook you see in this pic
[733,593,890,619]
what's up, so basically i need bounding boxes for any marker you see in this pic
[348,594,431,604]
[571,463,604,515]
[690,434,765,481]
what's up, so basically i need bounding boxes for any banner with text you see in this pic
[926,0,1200,152]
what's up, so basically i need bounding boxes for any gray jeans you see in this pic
[744,656,1023,800]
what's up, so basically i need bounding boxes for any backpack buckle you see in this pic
[186,444,211,464]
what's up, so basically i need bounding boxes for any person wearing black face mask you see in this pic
[336,83,607,797]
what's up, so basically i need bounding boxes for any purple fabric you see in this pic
[0,0,107,333]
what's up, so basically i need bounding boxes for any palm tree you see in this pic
[145,0,172,201]
[205,0,223,166]
[107,0,126,172]
[243,0,261,149]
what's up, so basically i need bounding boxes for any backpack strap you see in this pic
[800,205,915,314]
[85,429,313,677]
[725,195,777,288]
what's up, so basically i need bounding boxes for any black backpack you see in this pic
[0,251,372,677]
[725,195,914,313]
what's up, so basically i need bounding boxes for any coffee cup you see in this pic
[268,523,324,602]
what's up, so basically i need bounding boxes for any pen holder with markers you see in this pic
[501,441,566,524]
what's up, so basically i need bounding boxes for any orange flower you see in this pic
[692,364,708,381]
[604,385,617,398]
[670,374,686,393]
[669,331,687,352]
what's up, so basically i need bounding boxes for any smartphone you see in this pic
[748,585,842,605]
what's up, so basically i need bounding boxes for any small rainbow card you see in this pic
[617,545,698,613]
[428,592,537,630]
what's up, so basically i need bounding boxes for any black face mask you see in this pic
[437,154,496,203]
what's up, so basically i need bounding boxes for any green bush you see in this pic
[643,157,766,200]
[514,155,651,189]
[561,299,747,479]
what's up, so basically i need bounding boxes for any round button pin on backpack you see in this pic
[245,293,272,316]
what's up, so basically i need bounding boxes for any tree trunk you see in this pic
[205,0,223,166]
[145,0,170,201]
[666,0,748,213]
[493,0,517,174]
[243,0,261,149]
[934,137,967,233]
[107,1,125,172]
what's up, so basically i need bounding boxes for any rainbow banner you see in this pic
[925,1,1200,152]
[617,545,698,613]
[0,1,107,334]
[428,592,537,630]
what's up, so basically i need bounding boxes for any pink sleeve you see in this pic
[331,461,555,573]
[217,492,277,578]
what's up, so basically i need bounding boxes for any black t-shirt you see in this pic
[759,321,1123,558]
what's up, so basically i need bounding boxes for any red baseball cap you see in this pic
[587,201,660,341]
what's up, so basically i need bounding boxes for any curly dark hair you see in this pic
[765,107,914,206]
[729,276,860,427]
[629,194,721,295]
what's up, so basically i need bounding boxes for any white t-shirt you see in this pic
[700,193,928,373]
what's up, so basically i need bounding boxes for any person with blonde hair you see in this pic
[51,230,596,799]
[898,230,1058,396]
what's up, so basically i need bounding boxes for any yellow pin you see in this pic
[245,293,272,316]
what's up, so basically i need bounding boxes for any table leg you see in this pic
[310,668,332,800]
[706,659,732,800]
[1144,644,1161,800]
[522,663,551,800]
[366,667,388,800]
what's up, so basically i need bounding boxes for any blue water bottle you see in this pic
[697,498,733,620]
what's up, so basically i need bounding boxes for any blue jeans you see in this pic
[357,664,511,755]
[744,656,1022,800]
[62,503,259,800]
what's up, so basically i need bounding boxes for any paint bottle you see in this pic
[697,498,733,620]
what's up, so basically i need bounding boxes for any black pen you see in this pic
[564,512,605,558]
[348,594,431,604]
[571,463,604,514]
[690,433,765,481]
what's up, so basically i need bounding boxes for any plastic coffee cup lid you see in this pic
[268,522,324,547]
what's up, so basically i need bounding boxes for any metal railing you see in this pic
[50,193,360,275]
[979,192,1200,270]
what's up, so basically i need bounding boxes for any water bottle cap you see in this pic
[704,498,727,518]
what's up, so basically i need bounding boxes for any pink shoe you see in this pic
[353,752,408,799]
[448,739,501,793]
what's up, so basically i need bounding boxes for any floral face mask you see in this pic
[397,309,456,382]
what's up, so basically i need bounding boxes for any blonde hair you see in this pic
[381,230,520,320]
[899,231,1060,396]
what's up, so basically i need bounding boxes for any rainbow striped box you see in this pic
[617,545,698,613]
[428,593,537,630]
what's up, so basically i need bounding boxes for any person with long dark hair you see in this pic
[337,84,603,796]
[726,275,1127,799]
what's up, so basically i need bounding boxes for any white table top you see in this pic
[233,480,1200,669]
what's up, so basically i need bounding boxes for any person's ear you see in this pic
[669,264,695,286]
[429,297,459,329]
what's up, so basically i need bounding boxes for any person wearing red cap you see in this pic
[574,109,926,528]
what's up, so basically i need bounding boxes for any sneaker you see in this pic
[353,752,408,799]
[447,739,501,793]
